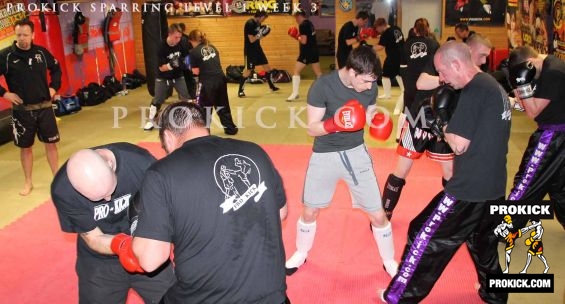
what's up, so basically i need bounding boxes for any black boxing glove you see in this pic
[509,61,536,99]
[431,84,458,137]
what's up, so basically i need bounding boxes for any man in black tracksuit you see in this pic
[0,18,61,196]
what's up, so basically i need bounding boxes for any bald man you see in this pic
[381,41,510,304]
[51,143,175,304]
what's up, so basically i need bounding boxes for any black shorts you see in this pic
[298,49,319,65]
[382,57,401,78]
[76,257,176,304]
[396,102,454,162]
[245,49,268,70]
[11,108,60,148]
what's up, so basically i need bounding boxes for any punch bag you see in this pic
[142,0,168,96]
[29,10,71,95]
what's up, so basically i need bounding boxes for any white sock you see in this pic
[286,218,316,269]
[287,75,300,100]
[372,222,397,276]
[379,77,391,98]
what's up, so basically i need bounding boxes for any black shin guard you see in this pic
[238,76,246,93]
[442,178,448,187]
[382,174,406,220]
[266,71,279,91]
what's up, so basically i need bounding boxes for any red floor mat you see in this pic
[0,143,482,303]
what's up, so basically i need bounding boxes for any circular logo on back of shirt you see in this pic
[214,154,268,213]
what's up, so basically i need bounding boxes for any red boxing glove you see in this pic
[359,27,374,40]
[288,26,300,39]
[369,112,393,140]
[111,233,144,273]
[323,100,366,133]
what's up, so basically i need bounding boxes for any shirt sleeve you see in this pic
[135,169,173,242]
[44,49,62,91]
[51,181,98,234]
[306,77,326,108]
[445,88,481,141]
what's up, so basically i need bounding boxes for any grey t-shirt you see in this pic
[307,71,378,153]
[445,73,512,201]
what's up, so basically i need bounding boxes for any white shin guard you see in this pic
[371,222,398,277]
[379,77,392,98]
[395,75,405,92]
[285,218,316,271]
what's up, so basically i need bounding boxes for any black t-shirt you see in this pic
[244,18,262,56]
[157,40,187,80]
[404,36,439,81]
[299,19,318,54]
[378,25,404,62]
[337,21,358,58]
[307,71,378,152]
[532,55,565,124]
[135,136,287,303]
[51,143,156,262]
[189,43,224,80]
[445,73,512,201]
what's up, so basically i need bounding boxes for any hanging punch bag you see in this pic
[29,10,71,95]
[142,0,168,96]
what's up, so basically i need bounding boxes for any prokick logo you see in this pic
[487,200,554,293]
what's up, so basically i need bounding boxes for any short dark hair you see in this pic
[178,23,186,33]
[158,101,207,142]
[14,18,34,32]
[345,46,382,78]
[374,18,387,27]
[455,23,469,31]
[254,11,268,18]
[508,45,539,68]
[356,11,369,20]
[168,23,182,34]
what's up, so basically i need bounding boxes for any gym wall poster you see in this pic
[445,0,507,26]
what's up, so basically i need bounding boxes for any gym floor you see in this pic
[0,58,562,302]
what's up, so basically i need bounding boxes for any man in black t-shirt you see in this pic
[237,11,280,97]
[132,102,289,303]
[382,41,510,304]
[188,29,238,135]
[336,11,369,69]
[51,143,176,303]
[144,23,190,131]
[286,10,321,101]
[374,18,404,100]
[507,46,565,231]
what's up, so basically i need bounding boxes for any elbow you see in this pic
[138,257,161,273]
[279,204,288,221]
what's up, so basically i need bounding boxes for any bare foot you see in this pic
[19,184,33,196]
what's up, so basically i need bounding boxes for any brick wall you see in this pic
[132,0,299,74]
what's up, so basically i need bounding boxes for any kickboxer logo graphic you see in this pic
[200,46,217,61]
[494,216,550,274]
[214,154,267,213]
[409,42,428,59]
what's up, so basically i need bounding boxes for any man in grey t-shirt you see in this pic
[285,46,398,279]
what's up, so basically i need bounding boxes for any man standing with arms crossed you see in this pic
[0,19,61,196]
